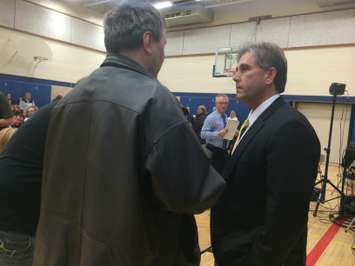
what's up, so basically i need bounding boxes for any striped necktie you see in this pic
[232,118,250,154]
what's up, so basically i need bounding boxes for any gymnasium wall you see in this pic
[0,27,104,84]
[1,1,355,163]
[160,46,355,96]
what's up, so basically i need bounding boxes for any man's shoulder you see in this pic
[150,81,174,99]
[269,104,317,137]
[55,70,176,116]
[269,102,305,122]
[206,111,218,119]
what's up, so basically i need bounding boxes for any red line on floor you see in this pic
[306,220,344,266]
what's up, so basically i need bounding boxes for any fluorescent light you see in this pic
[153,1,173,10]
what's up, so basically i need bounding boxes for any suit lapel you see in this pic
[223,119,265,179]
[223,97,286,179]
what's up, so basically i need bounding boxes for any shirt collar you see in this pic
[248,94,280,125]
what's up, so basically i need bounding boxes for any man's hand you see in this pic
[0,117,15,127]
[0,116,24,127]
[13,116,24,127]
[218,128,228,138]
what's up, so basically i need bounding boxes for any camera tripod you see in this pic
[313,94,344,217]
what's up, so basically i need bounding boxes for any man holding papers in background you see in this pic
[201,94,233,173]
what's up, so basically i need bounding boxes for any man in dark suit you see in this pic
[211,42,320,266]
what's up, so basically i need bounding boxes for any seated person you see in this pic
[0,91,14,129]
[193,105,208,143]
[0,127,17,153]
[24,106,39,122]
[19,92,36,112]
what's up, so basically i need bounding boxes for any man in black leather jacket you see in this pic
[33,2,225,266]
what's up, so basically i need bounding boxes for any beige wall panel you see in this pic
[166,31,184,56]
[0,27,105,83]
[297,102,351,163]
[159,55,235,93]
[285,47,355,96]
[71,18,105,51]
[183,25,231,55]
[0,0,15,28]
[256,17,290,48]
[161,46,355,96]
[211,0,321,27]
[15,0,71,42]
[230,22,256,48]
[288,9,355,47]
[51,85,72,99]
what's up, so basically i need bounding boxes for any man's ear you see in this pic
[142,31,153,55]
[265,67,277,86]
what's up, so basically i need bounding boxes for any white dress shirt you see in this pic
[239,94,280,143]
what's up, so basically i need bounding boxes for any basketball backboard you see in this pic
[213,47,238,78]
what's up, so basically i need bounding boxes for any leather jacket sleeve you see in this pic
[144,86,225,214]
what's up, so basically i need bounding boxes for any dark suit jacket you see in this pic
[211,97,320,266]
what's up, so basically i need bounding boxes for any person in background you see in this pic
[33,2,225,266]
[11,105,25,128]
[52,94,63,102]
[227,110,240,153]
[211,42,320,266]
[201,94,229,173]
[182,105,194,125]
[7,93,13,106]
[0,127,17,153]
[19,92,36,112]
[24,106,39,122]
[11,105,22,115]
[0,100,58,266]
[0,91,16,129]
[0,92,12,126]
[193,105,208,143]
[229,110,239,121]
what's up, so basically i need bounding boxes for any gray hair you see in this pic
[104,1,165,54]
[215,94,228,101]
[237,42,288,93]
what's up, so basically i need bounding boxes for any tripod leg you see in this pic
[313,187,323,217]
[314,180,322,186]
[327,181,343,194]
[345,217,355,233]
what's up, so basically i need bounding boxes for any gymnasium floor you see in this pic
[196,164,355,266]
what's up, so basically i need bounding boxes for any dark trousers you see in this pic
[284,226,307,266]
[206,144,228,174]
[214,227,307,266]
[0,230,34,266]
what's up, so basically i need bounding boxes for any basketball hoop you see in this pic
[224,68,236,74]
[213,47,238,78]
